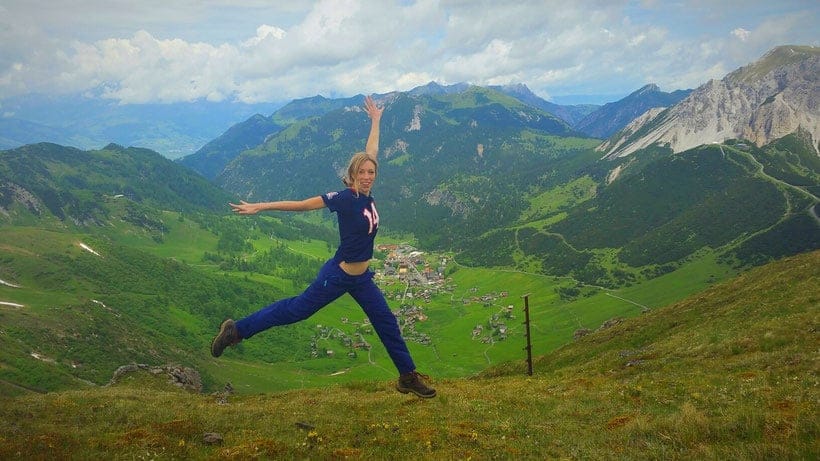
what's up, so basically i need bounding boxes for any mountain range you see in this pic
[178,82,687,180]
[4,45,817,286]
[184,45,818,286]
[0,74,686,164]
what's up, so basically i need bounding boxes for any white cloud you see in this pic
[732,28,751,42]
[395,71,438,91]
[44,31,244,103]
[0,0,816,104]
[242,25,287,48]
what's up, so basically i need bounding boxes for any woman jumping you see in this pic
[211,95,435,398]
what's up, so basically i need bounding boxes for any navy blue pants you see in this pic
[235,258,416,375]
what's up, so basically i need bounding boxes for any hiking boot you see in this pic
[396,371,436,398]
[211,319,241,357]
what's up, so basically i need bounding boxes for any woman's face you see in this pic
[355,159,377,195]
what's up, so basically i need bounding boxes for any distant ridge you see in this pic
[408,81,470,96]
[488,82,599,126]
[179,114,282,180]
[574,84,691,139]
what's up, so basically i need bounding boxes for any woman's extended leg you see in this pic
[349,276,415,374]
[350,275,435,398]
[235,260,346,339]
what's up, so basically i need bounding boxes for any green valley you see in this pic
[0,201,744,395]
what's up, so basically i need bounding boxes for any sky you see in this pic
[0,0,817,106]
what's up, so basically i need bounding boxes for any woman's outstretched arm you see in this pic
[229,196,325,215]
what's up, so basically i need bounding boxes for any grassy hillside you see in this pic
[0,222,310,393]
[0,143,233,219]
[460,137,819,288]
[1,250,815,460]
[2,139,815,411]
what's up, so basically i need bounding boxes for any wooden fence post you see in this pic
[522,293,533,376]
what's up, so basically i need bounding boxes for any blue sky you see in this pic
[0,0,817,105]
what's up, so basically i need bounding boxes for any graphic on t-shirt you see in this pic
[363,203,379,234]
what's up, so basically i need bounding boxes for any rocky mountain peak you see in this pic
[727,45,817,85]
[600,46,819,159]
[636,83,660,94]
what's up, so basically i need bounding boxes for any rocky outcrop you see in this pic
[0,182,42,217]
[596,107,666,156]
[107,363,202,393]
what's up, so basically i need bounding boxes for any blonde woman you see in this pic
[212,95,435,398]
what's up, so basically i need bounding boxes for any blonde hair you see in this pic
[342,152,378,194]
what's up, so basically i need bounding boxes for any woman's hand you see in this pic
[364,95,383,122]
[229,200,260,215]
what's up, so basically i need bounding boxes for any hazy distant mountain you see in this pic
[407,81,471,96]
[573,84,691,139]
[488,83,599,126]
[271,94,365,124]
[0,118,68,148]
[0,95,281,159]
[600,45,819,158]
[178,94,374,179]
[179,114,283,180]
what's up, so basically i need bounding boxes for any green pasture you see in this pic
[520,175,596,223]
[106,211,219,263]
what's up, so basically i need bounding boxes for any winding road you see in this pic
[721,144,820,229]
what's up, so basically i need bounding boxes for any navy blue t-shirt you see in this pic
[322,188,380,263]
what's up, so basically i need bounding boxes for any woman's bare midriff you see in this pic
[339,260,370,276]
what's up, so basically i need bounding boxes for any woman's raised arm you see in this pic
[363,95,383,159]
